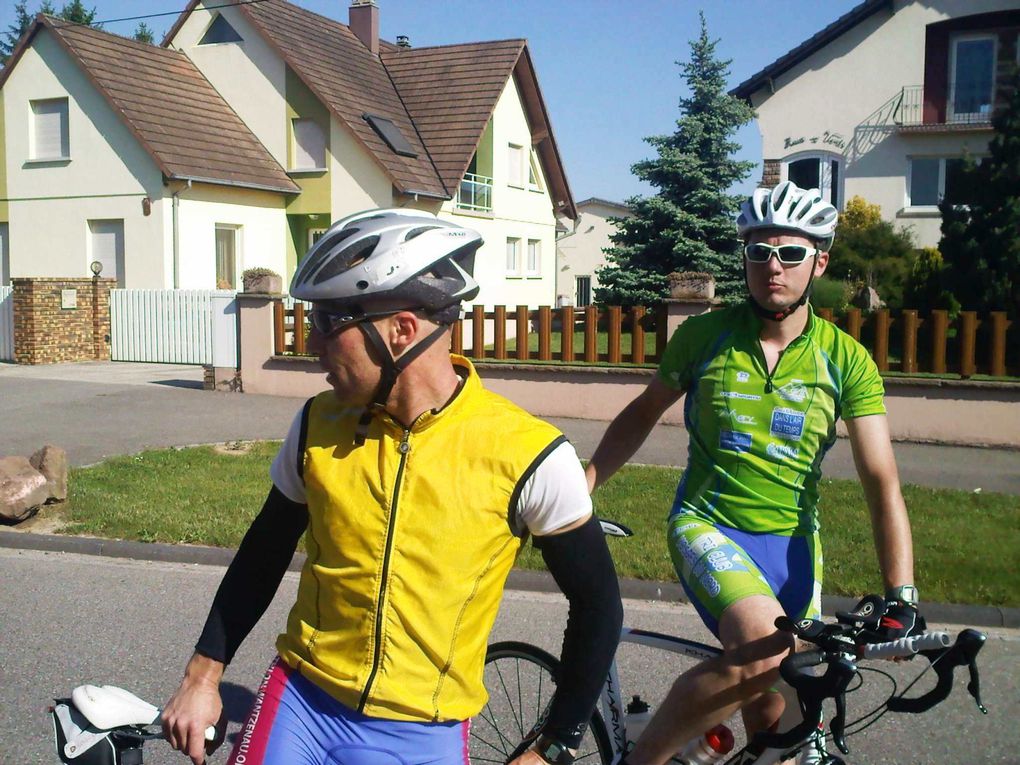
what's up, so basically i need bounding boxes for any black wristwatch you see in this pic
[534,733,575,764]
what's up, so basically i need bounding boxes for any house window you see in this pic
[30,98,69,160]
[784,153,842,207]
[0,223,9,286]
[292,118,326,170]
[506,237,521,275]
[215,225,240,289]
[508,143,525,188]
[528,149,543,191]
[949,34,996,121]
[199,13,243,45]
[526,239,541,275]
[907,157,972,207]
[308,227,327,249]
[88,219,124,287]
[575,275,592,308]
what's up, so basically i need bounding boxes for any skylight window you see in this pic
[363,113,418,158]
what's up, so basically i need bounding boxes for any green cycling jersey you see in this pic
[658,302,885,535]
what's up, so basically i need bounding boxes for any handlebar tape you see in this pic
[861,631,951,659]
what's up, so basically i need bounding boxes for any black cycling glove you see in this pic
[872,600,926,642]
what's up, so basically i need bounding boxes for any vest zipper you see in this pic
[358,426,412,712]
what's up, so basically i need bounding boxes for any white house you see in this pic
[1,0,576,307]
[0,15,298,289]
[555,197,631,307]
[731,0,1020,247]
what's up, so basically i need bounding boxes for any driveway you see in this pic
[2,361,1019,493]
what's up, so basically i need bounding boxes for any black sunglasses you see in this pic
[743,243,818,265]
[309,308,394,337]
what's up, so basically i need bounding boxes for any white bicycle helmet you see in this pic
[291,208,481,320]
[736,181,838,247]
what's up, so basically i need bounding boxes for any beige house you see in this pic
[732,0,1020,247]
[555,197,631,307]
[1,0,576,306]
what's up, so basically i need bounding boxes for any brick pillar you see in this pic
[12,277,114,364]
[760,159,781,188]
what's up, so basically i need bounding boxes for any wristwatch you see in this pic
[534,734,575,764]
[886,584,919,605]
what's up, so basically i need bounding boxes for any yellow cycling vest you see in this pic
[276,355,565,722]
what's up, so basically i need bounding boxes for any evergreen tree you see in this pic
[57,0,98,26]
[596,14,755,307]
[134,22,155,44]
[1,1,99,66]
[938,68,1020,317]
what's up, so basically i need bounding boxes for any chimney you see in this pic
[349,0,379,55]
[396,35,411,48]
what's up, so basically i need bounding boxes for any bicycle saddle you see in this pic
[71,684,160,730]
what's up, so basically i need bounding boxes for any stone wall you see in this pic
[12,277,114,364]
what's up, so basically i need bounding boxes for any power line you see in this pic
[87,0,272,28]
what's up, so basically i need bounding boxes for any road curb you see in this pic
[2,530,1017,629]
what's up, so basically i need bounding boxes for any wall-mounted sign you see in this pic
[783,131,847,151]
[61,289,78,310]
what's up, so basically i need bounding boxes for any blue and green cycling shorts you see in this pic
[667,513,823,638]
[226,656,469,765]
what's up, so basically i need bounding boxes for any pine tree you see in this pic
[134,22,155,44]
[57,0,98,26]
[595,13,755,307]
[938,68,1020,317]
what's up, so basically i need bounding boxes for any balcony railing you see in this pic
[457,173,493,212]
[894,84,995,128]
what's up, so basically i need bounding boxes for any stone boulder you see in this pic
[0,456,52,523]
[31,444,68,501]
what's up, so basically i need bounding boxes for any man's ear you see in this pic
[389,311,421,351]
[814,250,829,278]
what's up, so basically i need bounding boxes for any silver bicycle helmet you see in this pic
[290,208,481,320]
[736,181,838,248]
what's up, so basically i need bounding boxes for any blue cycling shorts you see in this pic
[226,657,469,765]
[667,513,823,639]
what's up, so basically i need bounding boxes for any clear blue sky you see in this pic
[3,0,863,203]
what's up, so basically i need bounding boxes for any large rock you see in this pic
[31,444,68,501]
[0,456,51,523]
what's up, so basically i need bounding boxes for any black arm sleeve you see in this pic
[533,515,623,748]
[194,485,308,664]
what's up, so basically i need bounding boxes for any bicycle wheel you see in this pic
[470,641,613,764]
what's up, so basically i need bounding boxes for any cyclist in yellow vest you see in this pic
[162,209,623,765]
[586,182,924,765]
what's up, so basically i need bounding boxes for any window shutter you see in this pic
[293,119,326,169]
[32,99,68,159]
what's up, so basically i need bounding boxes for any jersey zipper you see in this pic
[758,342,785,393]
[358,425,412,712]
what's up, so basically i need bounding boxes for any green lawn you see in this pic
[61,446,1020,607]
[487,330,659,361]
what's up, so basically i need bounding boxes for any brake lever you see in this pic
[831,690,849,755]
[886,629,988,715]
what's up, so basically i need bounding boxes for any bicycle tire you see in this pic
[470,641,613,764]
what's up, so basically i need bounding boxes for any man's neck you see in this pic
[385,356,462,428]
[759,303,810,347]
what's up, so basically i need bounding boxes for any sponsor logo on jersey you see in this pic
[736,371,750,383]
[777,379,808,403]
[770,407,805,440]
[720,430,752,452]
[721,391,762,401]
[766,442,800,460]
[721,409,756,425]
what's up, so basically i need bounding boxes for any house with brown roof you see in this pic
[161,0,574,306]
[0,14,299,289]
[731,0,1020,248]
[555,198,631,307]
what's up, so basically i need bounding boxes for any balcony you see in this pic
[456,173,493,213]
[893,85,995,133]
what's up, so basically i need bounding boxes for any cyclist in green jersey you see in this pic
[585,181,925,765]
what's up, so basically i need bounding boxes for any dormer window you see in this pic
[199,14,243,45]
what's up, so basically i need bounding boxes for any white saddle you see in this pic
[71,684,160,729]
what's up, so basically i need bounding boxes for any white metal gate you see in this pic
[0,286,13,361]
[110,289,237,366]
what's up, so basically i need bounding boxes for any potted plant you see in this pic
[242,267,283,294]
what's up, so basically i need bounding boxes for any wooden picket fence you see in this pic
[273,301,1018,378]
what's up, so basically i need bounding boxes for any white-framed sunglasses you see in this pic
[743,243,819,265]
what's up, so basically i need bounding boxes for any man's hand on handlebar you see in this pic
[161,653,226,765]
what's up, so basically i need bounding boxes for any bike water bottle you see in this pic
[677,723,735,764]
[624,695,652,745]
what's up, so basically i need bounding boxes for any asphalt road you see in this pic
[1,549,1017,765]
[2,361,1020,493]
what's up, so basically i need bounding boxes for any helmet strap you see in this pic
[353,321,449,445]
[744,255,817,323]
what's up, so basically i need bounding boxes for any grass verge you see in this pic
[60,446,1019,607]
